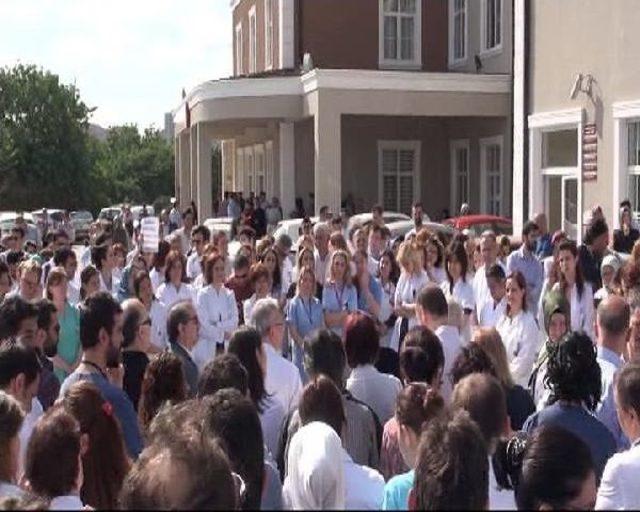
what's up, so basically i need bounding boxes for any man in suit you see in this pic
[167,301,200,396]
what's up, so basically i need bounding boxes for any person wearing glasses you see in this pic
[120,299,154,411]
[186,225,211,281]
[167,300,200,397]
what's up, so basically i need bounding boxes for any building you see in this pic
[173,0,514,221]
[513,0,640,241]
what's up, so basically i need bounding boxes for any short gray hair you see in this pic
[251,298,281,338]
[313,222,330,237]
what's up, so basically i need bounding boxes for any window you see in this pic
[480,136,504,216]
[627,121,640,218]
[265,0,274,69]
[254,144,265,194]
[379,0,422,69]
[481,0,502,53]
[249,7,257,74]
[235,24,243,75]
[378,141,421,214]
[244,147,254,193]
[450,140,470,213]
[265,141,274,198]
[449,0,467,65]
[235,148,244,191]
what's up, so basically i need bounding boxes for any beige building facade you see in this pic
[513,0,640,241]
[174,0,514,221]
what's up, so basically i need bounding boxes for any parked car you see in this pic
[346,211,414,236]
[385,220,455,241]
[273,217,320,252]
[204,217,234,240]
[70,210,94,243]
[0,212,39,246]
[98,207,121,222]
[131,205,155,221]
[444,215,513,237]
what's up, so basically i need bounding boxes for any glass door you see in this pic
[562,176,578,240]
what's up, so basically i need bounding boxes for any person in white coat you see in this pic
[553,240,595,340]
[478,264,508,328]
[195,253,238,370]
[155,250,195,309]
[441,241,475,344]
[496,271,541,387]
[596,363,640,510]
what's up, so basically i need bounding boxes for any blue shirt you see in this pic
[322,282,358,336]
[383,470,414,510]
[535,233,553,259]
[507,246,544,310]
[357,277,384,313]
[596,346,629,450]
[287,295,324,338]
[523,402,617,479]
[59,371,143,459]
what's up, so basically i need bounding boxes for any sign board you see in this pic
[582,123,598,181]
[140,217,160,254]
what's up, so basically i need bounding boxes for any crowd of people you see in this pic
[1,197,640,510]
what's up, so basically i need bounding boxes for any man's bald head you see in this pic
[597,295,630,338]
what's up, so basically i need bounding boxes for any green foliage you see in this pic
[0,64,175,215]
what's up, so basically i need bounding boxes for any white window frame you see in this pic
[480,0,503,55]
[235,147,244,191]
[480,135,504,216]
[248,6,257,74]
[235,23,244,76]
[378,0,422,70]
[254,144,266,194]
[377,140,421,214]
[243,146,255,193]
[448,0,467,67]
[613,100,640,227]
[450,139,470,214]
[265,141,274,198]
[264,0,274,70]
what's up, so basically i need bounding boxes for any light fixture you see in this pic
[569,73,594,100]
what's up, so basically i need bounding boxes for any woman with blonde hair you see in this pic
[322,250,358,337]
[46,267,81,383]
[390,242,429,353]
[472,327,535,430]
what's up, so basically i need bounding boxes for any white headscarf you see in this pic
[283,421,345,510]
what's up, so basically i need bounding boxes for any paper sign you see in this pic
[140,217,160,253]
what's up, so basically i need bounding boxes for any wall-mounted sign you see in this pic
[582,123,597,181]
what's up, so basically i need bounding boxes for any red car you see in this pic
[444,215,513,237]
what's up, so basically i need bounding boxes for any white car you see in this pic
[385,220,454,241]
[131,205,155,221]
[273,217,320,250]
[204,217,234,240]
[346,211,416,236]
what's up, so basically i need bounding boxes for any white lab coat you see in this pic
[194,285,238,369]
[496,310,541,388]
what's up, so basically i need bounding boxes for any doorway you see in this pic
[545,175,578,240]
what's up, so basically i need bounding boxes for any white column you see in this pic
[279,0,295,68]
[196,123,213,221]
[314,110,342,216]
[528,128,543,220]
[190,126,198,202]
[512,0,526,236]
[179,132,191,208]
[174,136,180,200]
[279,122,296,218]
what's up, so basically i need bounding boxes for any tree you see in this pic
[0,64,97,210]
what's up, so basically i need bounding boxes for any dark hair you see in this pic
[166,301,194,343]
[191,225,211,242]
[11,226,25,239]
[258,247,282,293]
[522,220,539,237]
[400,326,445,384]
[121,301,143,349]
[197,354,249,398]
[132,270,152,299]
[452,373,507,450]
[615,362,640,418]
[53,247,76,267]
[0,343,40,390]
[119,428,235,510]
[416,285,448,319]
[228,327,267,412]
[584,218,609,246]
[79,292,122,350]
[25,407,81,499]
[344,312,379,368]
[298,375,346,437]
[597,297,631,337]
[486,263,506,280]
[233,254,250,272]
[303,329,347,388]
[557,240,586,299]
[0,391,24,482]
[61,381,130,509]
[445,241,469,292]
[424,234,445,268]
[0,296,38,340]
[378,249,401,284]
[79,265,100,300]
[34,298,57,335]
[395,382,444,434]
[182,207,194,221]
[138,352,188,432]
[413,411,489,510]
[201,390,264,510]
[248,262,270,287]
[152,241,171,271]
[546,331,601,411]
[516,425,594,510]
[450,343,497,387]
[202,253,225,285]
[5,251,23,266]
[90,244,109,270]
[164,250,188,284]
[506,271,528,313]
